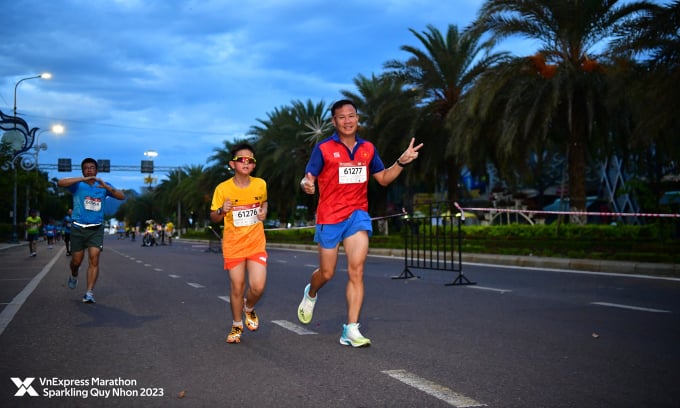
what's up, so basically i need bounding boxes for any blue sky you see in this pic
[1,0,492,191]
[0,0,582,192]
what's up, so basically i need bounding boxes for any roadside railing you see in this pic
[395,201,476,286]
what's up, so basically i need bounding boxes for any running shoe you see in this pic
[297,284,316,324]
[244,309,259,331]
[30,252,36,257]
[82,292,95,303]
[226,325,243,343]
[339,323,371,347]
[67,275,78,289]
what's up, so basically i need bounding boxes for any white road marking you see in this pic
[168,274,180,278]
[154,268,163,272]
[381,369,486,407]
[467,285,512,294]
[304,264,317,268]
[272,320,317,335]
[186,282,205,289]
[218,296,230,303]
[591,302,670,313]
[0,248,63,336]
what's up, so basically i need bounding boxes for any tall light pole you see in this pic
[24,124,65,236]
[13,73,51,122]
[177,169,182,238]
[8,72,52,243]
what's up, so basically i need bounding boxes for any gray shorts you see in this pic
[71,224,104,252]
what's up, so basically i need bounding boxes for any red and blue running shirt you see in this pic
[305,133,385,224]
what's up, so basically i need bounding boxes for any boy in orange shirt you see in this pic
[210,143,268,344]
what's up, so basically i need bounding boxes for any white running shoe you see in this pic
[297,284,316,324]
[339,323,371,347]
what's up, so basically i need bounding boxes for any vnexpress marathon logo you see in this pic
[11,378,39,396]
[10,377,164,399]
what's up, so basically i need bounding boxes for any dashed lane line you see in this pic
[1,247,64,336]
[186,282,205,289]
[271,320,317,335]
[381,369,486,407]
[466,285,512,294]
[591,302,671,313]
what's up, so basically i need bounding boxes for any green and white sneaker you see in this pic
[339,323,371,347]
[297,284,316,324]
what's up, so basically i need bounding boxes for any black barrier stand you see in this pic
[393,218,419,279]
[206,226,222,253]
[446,207,476,286]
[394,202,477,285]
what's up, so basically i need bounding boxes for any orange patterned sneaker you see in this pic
[244,309,259,331]
[226,326,243,344]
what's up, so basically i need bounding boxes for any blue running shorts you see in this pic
[314,210,373,249]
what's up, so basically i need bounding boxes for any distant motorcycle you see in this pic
[141,230,157,247]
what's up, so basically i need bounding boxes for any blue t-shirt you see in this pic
[68,181,117,225]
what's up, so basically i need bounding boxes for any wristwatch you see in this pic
[216,208,223,215]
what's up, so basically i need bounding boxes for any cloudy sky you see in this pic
[3,0,506,191]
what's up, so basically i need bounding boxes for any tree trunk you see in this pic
[446,159,460,204]
[568,103,588,225]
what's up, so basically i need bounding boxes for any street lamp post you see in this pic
[8,73,51,243]
[24,124,65,236]
[13,73,51,122]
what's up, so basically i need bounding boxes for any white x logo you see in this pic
[11,377,39,397]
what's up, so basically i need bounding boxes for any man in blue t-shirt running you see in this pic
[57,158,125,303]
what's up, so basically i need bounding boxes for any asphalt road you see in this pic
[1,236,679,407]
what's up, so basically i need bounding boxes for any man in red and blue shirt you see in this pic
[297,99,423,347]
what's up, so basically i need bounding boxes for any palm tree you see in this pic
[383,24,507,203]
[448,56,570,202]
[610,0,679,206]
[153,167,188,230]
[178,164,211,229]
[468,0,657,221]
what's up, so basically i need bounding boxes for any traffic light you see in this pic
[141,160,154,173]
[57,158,72,172]
[98,159,110,173]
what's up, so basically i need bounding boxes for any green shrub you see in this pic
[219,222,680,264]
